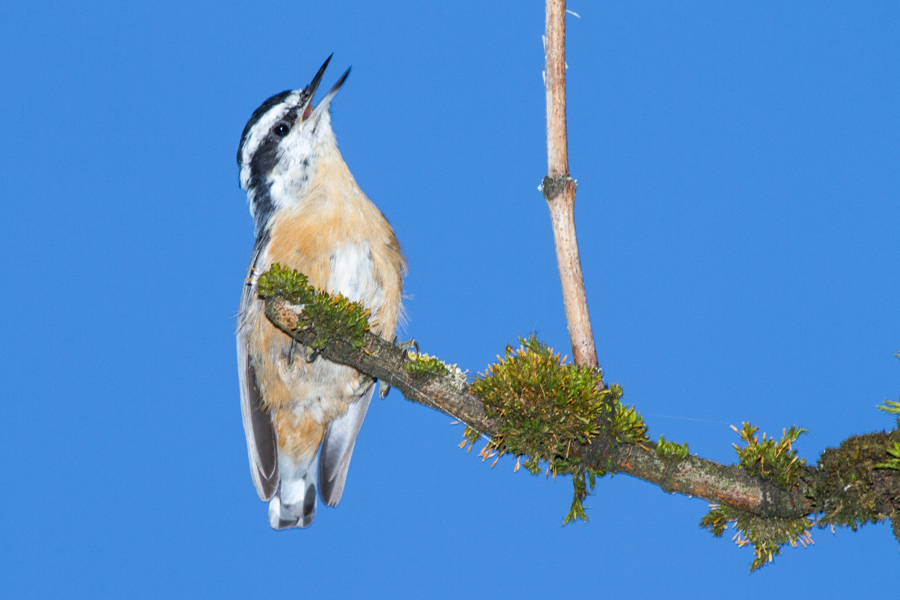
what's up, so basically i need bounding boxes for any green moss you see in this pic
[656,435,689,461]
[875,442,900,471]
[256,262,313,299]
[705,358,900,572]
[468,335,646,524]
[701,504,813,572]
[699,423,814,571]
[256,264,371,350]
[873,352,900,470]
[813,429,900,531]
[611,394,648,444]
[403,352,451,379]
[403,350,468,391]
[732,422,806,489]
[877,399,900,416]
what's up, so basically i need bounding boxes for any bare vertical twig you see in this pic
[543,0,598,368]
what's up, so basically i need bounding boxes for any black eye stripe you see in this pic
[237,90,292,165]
[237,93,307,166]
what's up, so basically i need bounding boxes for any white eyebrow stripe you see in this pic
[239,90,304,189]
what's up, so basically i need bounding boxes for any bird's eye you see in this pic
[273,122,291,137]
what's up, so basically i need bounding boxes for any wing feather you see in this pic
[317,383,376,506]
[237,233,278,500]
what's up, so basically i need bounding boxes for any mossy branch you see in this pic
[258,265,900,571]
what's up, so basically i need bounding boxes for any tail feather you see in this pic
[268,455,317,530]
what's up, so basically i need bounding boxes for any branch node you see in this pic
[541,174,576,202]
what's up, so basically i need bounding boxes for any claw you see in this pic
[396,337,419,358]
[304,345,318,362]
[379,381,391,399]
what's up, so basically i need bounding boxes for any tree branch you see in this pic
[260,276,898,570]
[543,0,597,368]
[264,295,900,523]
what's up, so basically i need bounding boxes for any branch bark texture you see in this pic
[543,0,597,368]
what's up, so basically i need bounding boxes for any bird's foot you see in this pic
[304,344,318,363]
[395,337,420,357]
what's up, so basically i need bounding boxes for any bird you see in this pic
[235,56,405,529]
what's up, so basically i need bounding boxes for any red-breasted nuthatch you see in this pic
[236,56,405,529]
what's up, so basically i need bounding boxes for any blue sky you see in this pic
[1,1,898,597]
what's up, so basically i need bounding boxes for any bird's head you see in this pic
[237,55,350,235]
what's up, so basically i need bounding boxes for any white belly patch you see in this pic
[326,242,384,314]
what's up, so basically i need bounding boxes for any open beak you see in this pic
[301,55,351,121]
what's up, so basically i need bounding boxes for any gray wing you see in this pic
[318,382,376,506]
[237,233,278,501]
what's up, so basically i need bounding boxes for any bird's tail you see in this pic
[268,455,317,530]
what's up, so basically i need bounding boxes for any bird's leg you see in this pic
[352,375,376,399]
[379,337,419,399]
